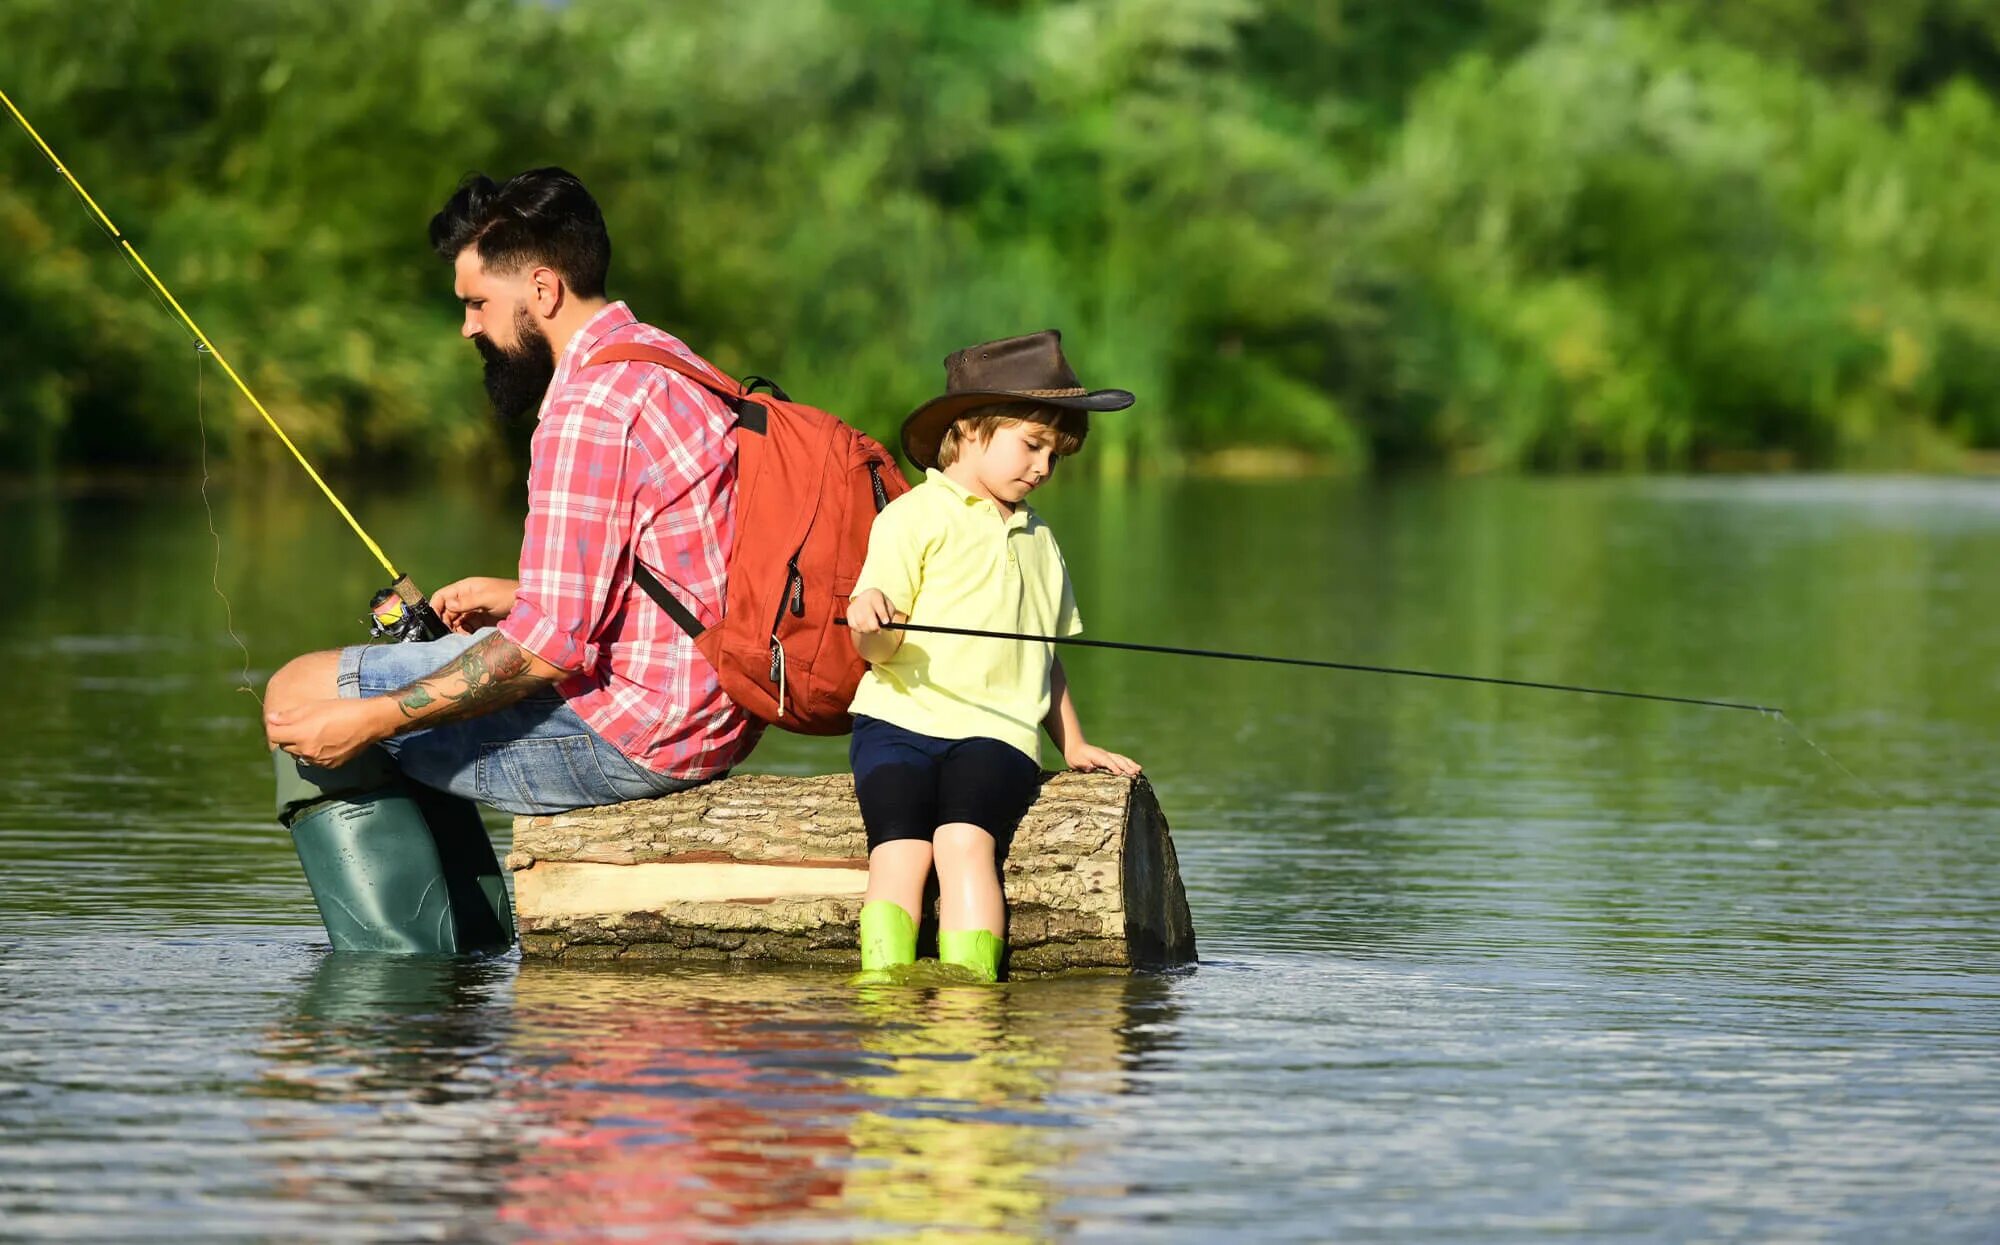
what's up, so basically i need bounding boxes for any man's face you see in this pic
[454,249,555,422]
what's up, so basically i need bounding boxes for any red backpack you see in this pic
[587,342,911,735]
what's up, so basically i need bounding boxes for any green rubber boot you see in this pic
[852,900,918,983]
[275,749,513,955]
[937,928,1006,983]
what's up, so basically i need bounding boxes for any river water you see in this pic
[1,474,1994,1242]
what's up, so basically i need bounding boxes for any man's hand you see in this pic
[267,697,396,770]
[431,577,520,634]
[1063,740,1142,778]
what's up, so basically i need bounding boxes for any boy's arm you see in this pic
[1043,657,1142,776]
[846,589,907,665]
[848,493,924,666]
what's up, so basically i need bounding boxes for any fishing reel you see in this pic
[367,579,449,644]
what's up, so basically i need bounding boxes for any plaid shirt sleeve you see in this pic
[499,374,644,673]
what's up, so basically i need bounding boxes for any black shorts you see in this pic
[848,716,1044,852]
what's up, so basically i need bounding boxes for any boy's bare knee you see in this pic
[867,840,933,885]
[932,822,996,869]
[265,649,343,714]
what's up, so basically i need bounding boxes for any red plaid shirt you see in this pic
[498,302,760,778]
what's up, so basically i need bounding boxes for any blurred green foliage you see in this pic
[5,0,2000,474]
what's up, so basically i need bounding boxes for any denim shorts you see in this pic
[337,629,706,816]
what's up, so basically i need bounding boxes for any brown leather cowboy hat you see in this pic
[899,330,1135,470]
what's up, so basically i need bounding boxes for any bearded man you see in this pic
[262,168,758,952]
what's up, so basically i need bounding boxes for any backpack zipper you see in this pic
[767,554,805,716]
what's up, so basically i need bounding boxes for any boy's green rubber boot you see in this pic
[852,900,918,983]
[937,928,1006,983]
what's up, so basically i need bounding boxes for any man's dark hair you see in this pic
[429,167,611,298]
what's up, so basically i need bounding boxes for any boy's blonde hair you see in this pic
[936,403,1089,468]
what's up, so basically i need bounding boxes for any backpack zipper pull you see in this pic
[768,638,787,717]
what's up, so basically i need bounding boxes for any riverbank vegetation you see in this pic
[6,0,2000,474]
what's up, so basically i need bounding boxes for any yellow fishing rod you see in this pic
[1,86,444,640]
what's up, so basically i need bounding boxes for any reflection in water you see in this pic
[838,984,1104,1242]
[496,963,1162,1242]
[254,952,516,1105]
[248,954,520,1232]
[500,964,858,1239]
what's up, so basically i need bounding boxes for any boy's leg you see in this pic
[864,841,934,926]
[933,825,1006,980]
[850,717,944,973]
[932,739,1044,982]
[932,824,1003,935]
[859,841,930,971]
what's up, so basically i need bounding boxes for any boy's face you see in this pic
[961,419,1064,506]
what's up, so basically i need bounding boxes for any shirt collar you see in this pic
[546,301,638,398]
[925,467,1033,529]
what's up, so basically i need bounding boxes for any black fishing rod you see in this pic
[1,86,445,644]
[845,618,1868,783]
[851,619,1777,714]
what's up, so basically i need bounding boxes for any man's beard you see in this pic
[475,307,556,422]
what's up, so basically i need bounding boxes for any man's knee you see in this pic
[265,649,344,714]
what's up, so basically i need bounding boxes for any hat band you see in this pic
[1016,387,1088,398]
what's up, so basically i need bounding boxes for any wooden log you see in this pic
[505,772,1196,974]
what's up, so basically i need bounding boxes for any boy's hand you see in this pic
[1063,742,1142,778]
[846,589,897,635]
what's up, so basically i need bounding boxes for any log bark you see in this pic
[506,772,1196,974]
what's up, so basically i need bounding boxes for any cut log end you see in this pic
[509,771,1196,975]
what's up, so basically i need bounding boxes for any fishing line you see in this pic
[0,85,403,581]
[849,619,1869,785]
[195,345,260,707]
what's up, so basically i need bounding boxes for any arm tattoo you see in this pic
[392,632,551,728]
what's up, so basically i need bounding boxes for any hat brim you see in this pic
[899,387,1136,470]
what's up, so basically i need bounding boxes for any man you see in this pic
[264,168,758,951]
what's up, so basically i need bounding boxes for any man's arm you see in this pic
[390,629,567,729]
[265,631,571,770]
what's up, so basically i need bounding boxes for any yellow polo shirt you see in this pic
[848,468,1083,760]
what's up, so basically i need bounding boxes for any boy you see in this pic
[845,330,1142,983]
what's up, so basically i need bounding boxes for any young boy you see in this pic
[845,330,1142,983]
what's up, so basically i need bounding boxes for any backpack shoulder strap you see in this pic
[588,341,769,433]
[587,342,737,642]
[586,342,743,398]
[632,560,705,640]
